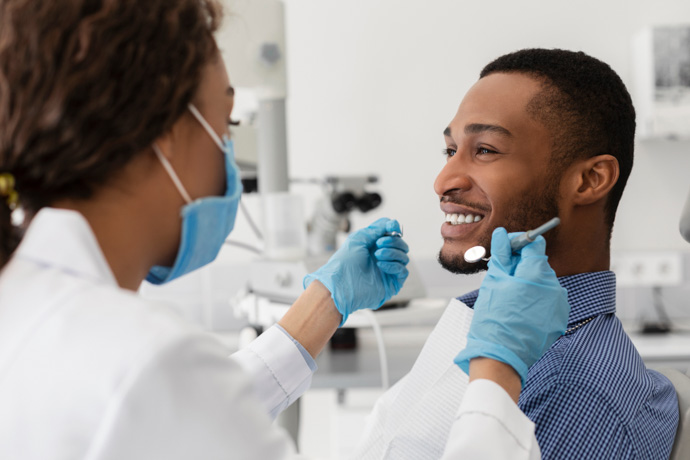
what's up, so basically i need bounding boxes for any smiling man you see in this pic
[352,49,679,460]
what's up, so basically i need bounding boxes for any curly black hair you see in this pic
[0,0,222,268]
[480,49,635,236]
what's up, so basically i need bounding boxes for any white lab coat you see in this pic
[0,208,540,459]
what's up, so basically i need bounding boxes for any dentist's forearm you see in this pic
[279,280,341,358]
[469,358,522,403]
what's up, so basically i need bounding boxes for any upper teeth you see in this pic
[445,213,483,225]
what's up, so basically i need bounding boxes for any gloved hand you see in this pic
[454,227,570,385]
[304,218,409,326]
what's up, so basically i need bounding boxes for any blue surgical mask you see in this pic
[146,104,243,285]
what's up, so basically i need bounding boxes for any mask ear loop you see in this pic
[152,143,193,204]
[188,103,225,152]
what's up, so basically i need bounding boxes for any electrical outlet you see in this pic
[610,251,683,287]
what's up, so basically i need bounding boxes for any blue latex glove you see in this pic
[454,227,570,385]
[304,218,409,326]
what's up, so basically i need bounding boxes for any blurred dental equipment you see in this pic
[463,217,561,263]
[306,175,383,256]
[216,0,426,334]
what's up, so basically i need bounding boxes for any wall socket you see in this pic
[610,251,684,287]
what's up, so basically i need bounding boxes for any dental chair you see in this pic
[658,368,690,460]
[681,186,690,244]
[662,188,690,459]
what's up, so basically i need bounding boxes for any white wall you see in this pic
[280,0,690,258]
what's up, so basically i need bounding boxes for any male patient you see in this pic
[352,49,679,459]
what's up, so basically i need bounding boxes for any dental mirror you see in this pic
[464,245,489,263]
[463,217,561,264]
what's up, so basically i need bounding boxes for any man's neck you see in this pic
[547,233,611,277]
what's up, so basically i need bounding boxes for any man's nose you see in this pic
[434,155,473,197]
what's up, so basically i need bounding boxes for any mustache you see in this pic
[439,195,491,213]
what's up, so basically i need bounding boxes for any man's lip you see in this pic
[440,203,489,216]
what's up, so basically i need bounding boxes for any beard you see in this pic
[438,178,560,275]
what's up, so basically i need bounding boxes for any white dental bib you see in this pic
[352,298,474,460]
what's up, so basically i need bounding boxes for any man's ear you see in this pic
[566,154,620,206]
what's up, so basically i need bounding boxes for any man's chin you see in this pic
[437,249,488,275]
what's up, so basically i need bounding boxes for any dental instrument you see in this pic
[386,224,403,238]
[463,217,561,263]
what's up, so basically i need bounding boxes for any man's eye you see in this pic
[442,148,457,158]
[476,147,498,155]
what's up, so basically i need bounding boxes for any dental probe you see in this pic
[385,224,403,238]
[463,217,561,263]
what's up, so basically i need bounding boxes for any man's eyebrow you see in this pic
[227,86,235,96]
[443,126,452,137]
[464,123,512,138]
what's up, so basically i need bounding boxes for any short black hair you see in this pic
[480,49,635,235]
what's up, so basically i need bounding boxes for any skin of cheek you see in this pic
[187,130,228,199]
[183,57,233,200]
[177,124,225,200]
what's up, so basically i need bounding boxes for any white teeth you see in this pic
[444,213,484,225]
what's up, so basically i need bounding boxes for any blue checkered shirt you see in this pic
[458,271,679,459]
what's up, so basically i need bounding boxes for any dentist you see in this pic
[0,0,567,459]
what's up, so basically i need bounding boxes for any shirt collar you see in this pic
[457,271,617,328]
[15,207,118,286]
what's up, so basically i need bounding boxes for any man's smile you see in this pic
[444,212,484,225]
[439,202,490,239]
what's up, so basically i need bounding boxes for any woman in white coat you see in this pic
[0,0,568,458]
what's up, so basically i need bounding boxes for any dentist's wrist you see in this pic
[279,280,341,358]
